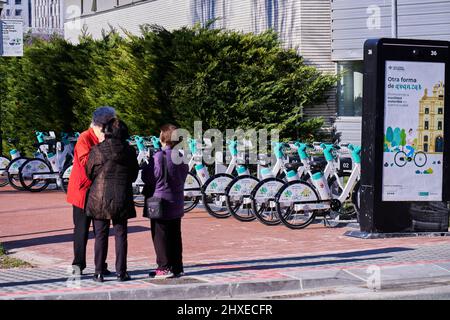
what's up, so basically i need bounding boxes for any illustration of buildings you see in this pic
[417,82,445,153]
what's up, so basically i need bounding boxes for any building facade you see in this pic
[63,0,336,131]
[1,0,32,27]
[31,0,65,34]
[417,82,445,153]
[331,0,450,144]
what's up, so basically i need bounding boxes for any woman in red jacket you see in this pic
[66,106,116,275]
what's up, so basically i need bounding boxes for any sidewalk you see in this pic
[1,187,449,299]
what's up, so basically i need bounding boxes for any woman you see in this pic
[142,124,189,279]
[85,118,139,282]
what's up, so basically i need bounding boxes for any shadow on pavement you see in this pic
[2,225,151,250]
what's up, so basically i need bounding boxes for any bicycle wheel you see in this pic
[184,172,201,213]
[414,151,427,167]
[394,151,408,167]
[251,178,285,226]
[60,163,73,193]
[225,175,259,222]
[351,181,361,223]
[201,173,234,218]
[0,156,10,187]
[6,157,29,191]
[133,169,145,207]
[275,181,319,229]
[328,172,357,221]
[19,158,52,192]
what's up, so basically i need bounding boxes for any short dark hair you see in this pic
[102,118,130,141]
[160,124,181,148]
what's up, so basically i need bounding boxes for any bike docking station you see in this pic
[346,38,450,239]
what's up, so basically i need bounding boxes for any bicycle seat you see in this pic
[285,162,303,171]
[308,160,326,172]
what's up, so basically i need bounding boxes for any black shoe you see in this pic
[117,272,131,282]
[93,274,104,283]
[102,269,112,276]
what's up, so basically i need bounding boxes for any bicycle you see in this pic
[5,138,32,191]
[18,131,77,192]
[274,144,361,229]
[394,149,427,167]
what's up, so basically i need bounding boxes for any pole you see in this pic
[391,0,398,38]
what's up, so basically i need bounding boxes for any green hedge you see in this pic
[0,24,336,155]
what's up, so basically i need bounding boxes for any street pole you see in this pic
[391,0,398,38]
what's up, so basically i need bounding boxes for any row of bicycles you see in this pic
[180,138,361,230]
[0,132,77,192]
[1,131,361,231]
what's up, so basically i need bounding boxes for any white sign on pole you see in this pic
[1,19,23,57]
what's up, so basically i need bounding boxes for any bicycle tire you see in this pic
[201,173,234,219]
[327,172,358,220]
[225,175,259,222]
[414,151,427,167]
[19,158,52,192]
[60,163,72,193]
[184,172,201,213]
[394,151,408,167]
[6,157,29,191]
[275,180,319,230]
[250,177,285,226]
[0,155,10,187]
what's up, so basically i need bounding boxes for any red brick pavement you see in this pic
[0,186,449,268]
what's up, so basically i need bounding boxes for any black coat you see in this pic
[85,138,139,220]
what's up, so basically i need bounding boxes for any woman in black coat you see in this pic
[85,118,139,282]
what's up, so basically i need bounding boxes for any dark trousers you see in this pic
[93,219,128,275]
[151,218,183,274]
[72,206,92,270]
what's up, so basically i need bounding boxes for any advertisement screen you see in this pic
[382,60,445,201]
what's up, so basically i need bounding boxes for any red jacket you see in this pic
[66,128,99,209]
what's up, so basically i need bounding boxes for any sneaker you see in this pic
[71,265,83,276]
[93,274,104,283]
[170,272,185,278]
[149,269,174,279]
[117,272,131,282]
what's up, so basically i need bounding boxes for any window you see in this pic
[425,121,429,130]
[337,61,363,117]
[424,108,429,114]
[424,135,428,142]
[438,108,443,114]
[6,9,10,16]
[15,0,21,4]
[438,121,442,130]
[15,9,22,16]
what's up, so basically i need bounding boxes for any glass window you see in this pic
[425,108,429,114]
[438,121,442,130]
[425,121,429,130]
[15,9,22,16]
[337,61,363,117]
[424,135,428,142]
[438,108,443,114]
[15,0,21,4]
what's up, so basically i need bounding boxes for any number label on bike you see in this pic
[339,157,353,172]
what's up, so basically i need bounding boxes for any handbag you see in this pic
[145,151,167,219]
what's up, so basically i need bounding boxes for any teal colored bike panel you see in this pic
[348,144,362,164]
[228,140,238,156]
[151,136,161,150]
[188,139,197,154]
[274,142,285,159]
[295,142,312,160]
[36,131,45,144]
[320,143,336,162]
[134,136,146,152]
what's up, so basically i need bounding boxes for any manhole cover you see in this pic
[145,277,207,285]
